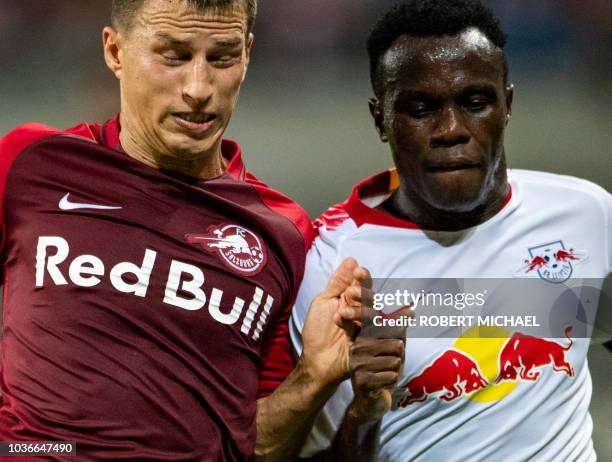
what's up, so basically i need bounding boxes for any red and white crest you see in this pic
[515,240,587,283]
[186,224,267,276]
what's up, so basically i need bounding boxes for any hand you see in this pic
[301,258,371,387]
[347,297,410,422]
[347,336,404,422]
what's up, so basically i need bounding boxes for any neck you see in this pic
[380,179,510,232]
[119,115,227,180]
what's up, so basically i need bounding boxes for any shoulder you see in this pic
[0,123,64,181]
[1,123,61,155]
[511,169,610,198]
[243,171,314,253]
[1,121,101,158]
[511,169,611,211]
[314,202,352,236]
[312,201,358,253]
[511,169,612,273]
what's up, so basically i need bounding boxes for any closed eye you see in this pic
[208,52,242,67]
[162,52,191,63]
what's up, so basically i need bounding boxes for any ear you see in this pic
[241,33,255,83]
[103,26,123,80]
[504,83,514,126]
[369,98,388,143]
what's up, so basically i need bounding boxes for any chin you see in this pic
[424,174,487,211]
[430,194,484,213]
[167,137,217,159]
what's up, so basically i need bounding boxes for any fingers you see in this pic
[352,266,372,290]
[338,285,369,323]
[348,337,404,420]
[338,269,373,324]
[349,338,405,387]
[322,257,359,298]
[348,337,404,413]
[360,303,414,339]
[353,370,401,393]
[341,267,372,307]
[350,337,404,358]
[333,312,360,338]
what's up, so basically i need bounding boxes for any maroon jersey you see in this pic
[0,116,312,461]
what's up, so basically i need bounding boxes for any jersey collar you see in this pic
[100,114,246,181]
[344,168,513,230]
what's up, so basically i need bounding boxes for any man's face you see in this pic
[372,29,513,213]
[105,0,252,160]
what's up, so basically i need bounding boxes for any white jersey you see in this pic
[291,169,611,462]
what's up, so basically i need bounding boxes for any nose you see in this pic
[182,56,213,110]
[431,106,470,147]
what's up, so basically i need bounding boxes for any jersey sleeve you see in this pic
[257,208,349,397]
[0,125,61,272]
[0,123,99,283]
[256,296,296,399]
[244,171,314,397]
[256,228,312,398]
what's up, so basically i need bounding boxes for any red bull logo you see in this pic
[397,326,574,407]
[516,240,586,283]
[496,326,574,383]
[186,224,267,276]
[398,350,488,406]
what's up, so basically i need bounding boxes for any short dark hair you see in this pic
[367,0,508,98]
[111,0,257,35]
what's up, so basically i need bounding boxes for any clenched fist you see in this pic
[348,337,405,421]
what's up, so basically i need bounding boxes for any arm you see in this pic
[312,302,410,462]
[325,336,404,462]
[255,258,365,462]
[255,357,342,462]
[295,337,405,462]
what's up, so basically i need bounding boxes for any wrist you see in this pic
[298,353,345,393]
[347,394,387,423]
[298,351,350,389]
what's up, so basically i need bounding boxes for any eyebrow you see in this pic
[154,32,190,46]
[396,90,437,101]
[214,38,242,48]
[396,84,499,101]
[153,32,242,50]
[459,84,498,96]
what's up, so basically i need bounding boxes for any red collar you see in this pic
[344,169,512,230]
[100,114,246,180]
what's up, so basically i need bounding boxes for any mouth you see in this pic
[172,112,217,134]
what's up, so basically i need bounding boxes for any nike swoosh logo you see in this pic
[59,193,122,211]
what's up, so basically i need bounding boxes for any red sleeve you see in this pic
[245,172,314,253]
[0,122,99,256]
[243,171,313,397]
[256,298,296,399]
[247,178,311,397]
[0,124,62,256]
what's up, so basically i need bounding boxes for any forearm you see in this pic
[255,356,341,462]
[324,401,382,462]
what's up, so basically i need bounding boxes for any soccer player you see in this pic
[291,0,612,460]
[0,1,401,460]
